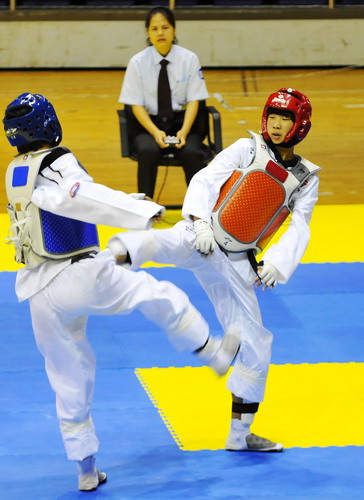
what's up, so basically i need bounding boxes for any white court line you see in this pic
[206,65,362,84]
[212,92,233,110]
[215,90,364,97]
[235,107,260,111]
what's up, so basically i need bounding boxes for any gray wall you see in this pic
[1,18,363,68]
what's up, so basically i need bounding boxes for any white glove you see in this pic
[107,236,128,265]
[193,219,217,255]
[128,193,146,200]
[257,261,278,289]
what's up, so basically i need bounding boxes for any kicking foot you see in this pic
[197,326,240,376]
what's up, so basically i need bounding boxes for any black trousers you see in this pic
[125,103,209,198]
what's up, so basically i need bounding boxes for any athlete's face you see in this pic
[266,113,294,144]
[148,13,175,56]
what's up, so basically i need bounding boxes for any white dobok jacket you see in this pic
[183,133,320,283]
[5,147,164,301]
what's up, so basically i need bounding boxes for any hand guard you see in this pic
[257,261,278,288]
[107,237,127,257]
[193,219,216,255]
[128,193,146,200]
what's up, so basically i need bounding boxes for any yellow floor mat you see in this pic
[136,362,364,450]
[1,204,363,271]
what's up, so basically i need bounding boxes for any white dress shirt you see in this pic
[119,44,209,115]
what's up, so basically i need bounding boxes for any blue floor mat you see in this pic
[0,263,363,499]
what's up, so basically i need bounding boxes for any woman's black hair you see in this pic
[145,6,176,30]
[145,6,177,45]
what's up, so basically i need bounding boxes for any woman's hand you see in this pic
[131,106,169,149]
[153,129,169,148]
[175,130,186,149]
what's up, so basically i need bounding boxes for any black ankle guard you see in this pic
[232,401,260,414]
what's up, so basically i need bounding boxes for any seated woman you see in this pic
[119,6,210,199]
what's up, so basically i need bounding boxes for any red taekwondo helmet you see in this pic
[261,88,312,146]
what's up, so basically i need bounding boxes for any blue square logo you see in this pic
[12,166,29,187]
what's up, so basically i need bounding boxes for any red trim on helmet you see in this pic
[261,88,312,145]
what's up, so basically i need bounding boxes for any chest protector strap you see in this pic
[5,148,99,269]
[211,131,320,254]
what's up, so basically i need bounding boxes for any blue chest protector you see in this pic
[5,147,99,268]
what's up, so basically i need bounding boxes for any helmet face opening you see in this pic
[3,93,62,148]
[261,88,312,146]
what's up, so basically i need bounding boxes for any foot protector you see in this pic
[78,469,107,491]
[209,326,240,376]
[226,432,283,452]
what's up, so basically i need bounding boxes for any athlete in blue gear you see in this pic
[3,93,239,491]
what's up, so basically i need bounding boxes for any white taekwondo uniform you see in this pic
[5,147,211,461]
[111,133,320,403]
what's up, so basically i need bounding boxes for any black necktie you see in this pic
[157,59,173,131]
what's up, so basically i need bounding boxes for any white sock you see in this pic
[230,412,255,435]
[77,456,96,476]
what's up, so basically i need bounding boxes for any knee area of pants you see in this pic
[140,230,157,252]
[129,230,158,265]
[137,147,160,160]
[180,149,204,162]
[174,303,201,334]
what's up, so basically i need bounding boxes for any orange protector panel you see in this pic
[217,171,286,244]
[257,206,290,249]
[213,171,242,211]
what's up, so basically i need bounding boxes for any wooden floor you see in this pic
[0,67,363,209]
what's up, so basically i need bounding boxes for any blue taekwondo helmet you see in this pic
[3,93,62,147]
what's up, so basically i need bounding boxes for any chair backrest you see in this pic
[117,103,222,166]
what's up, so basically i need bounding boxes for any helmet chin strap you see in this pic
[267,142,282,163]
[279,136,299,148]
[266,140,296,166]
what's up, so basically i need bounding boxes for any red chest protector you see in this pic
[211,131,320,254]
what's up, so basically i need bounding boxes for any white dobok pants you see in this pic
[114,220,274,403]
[29,249,210,461]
